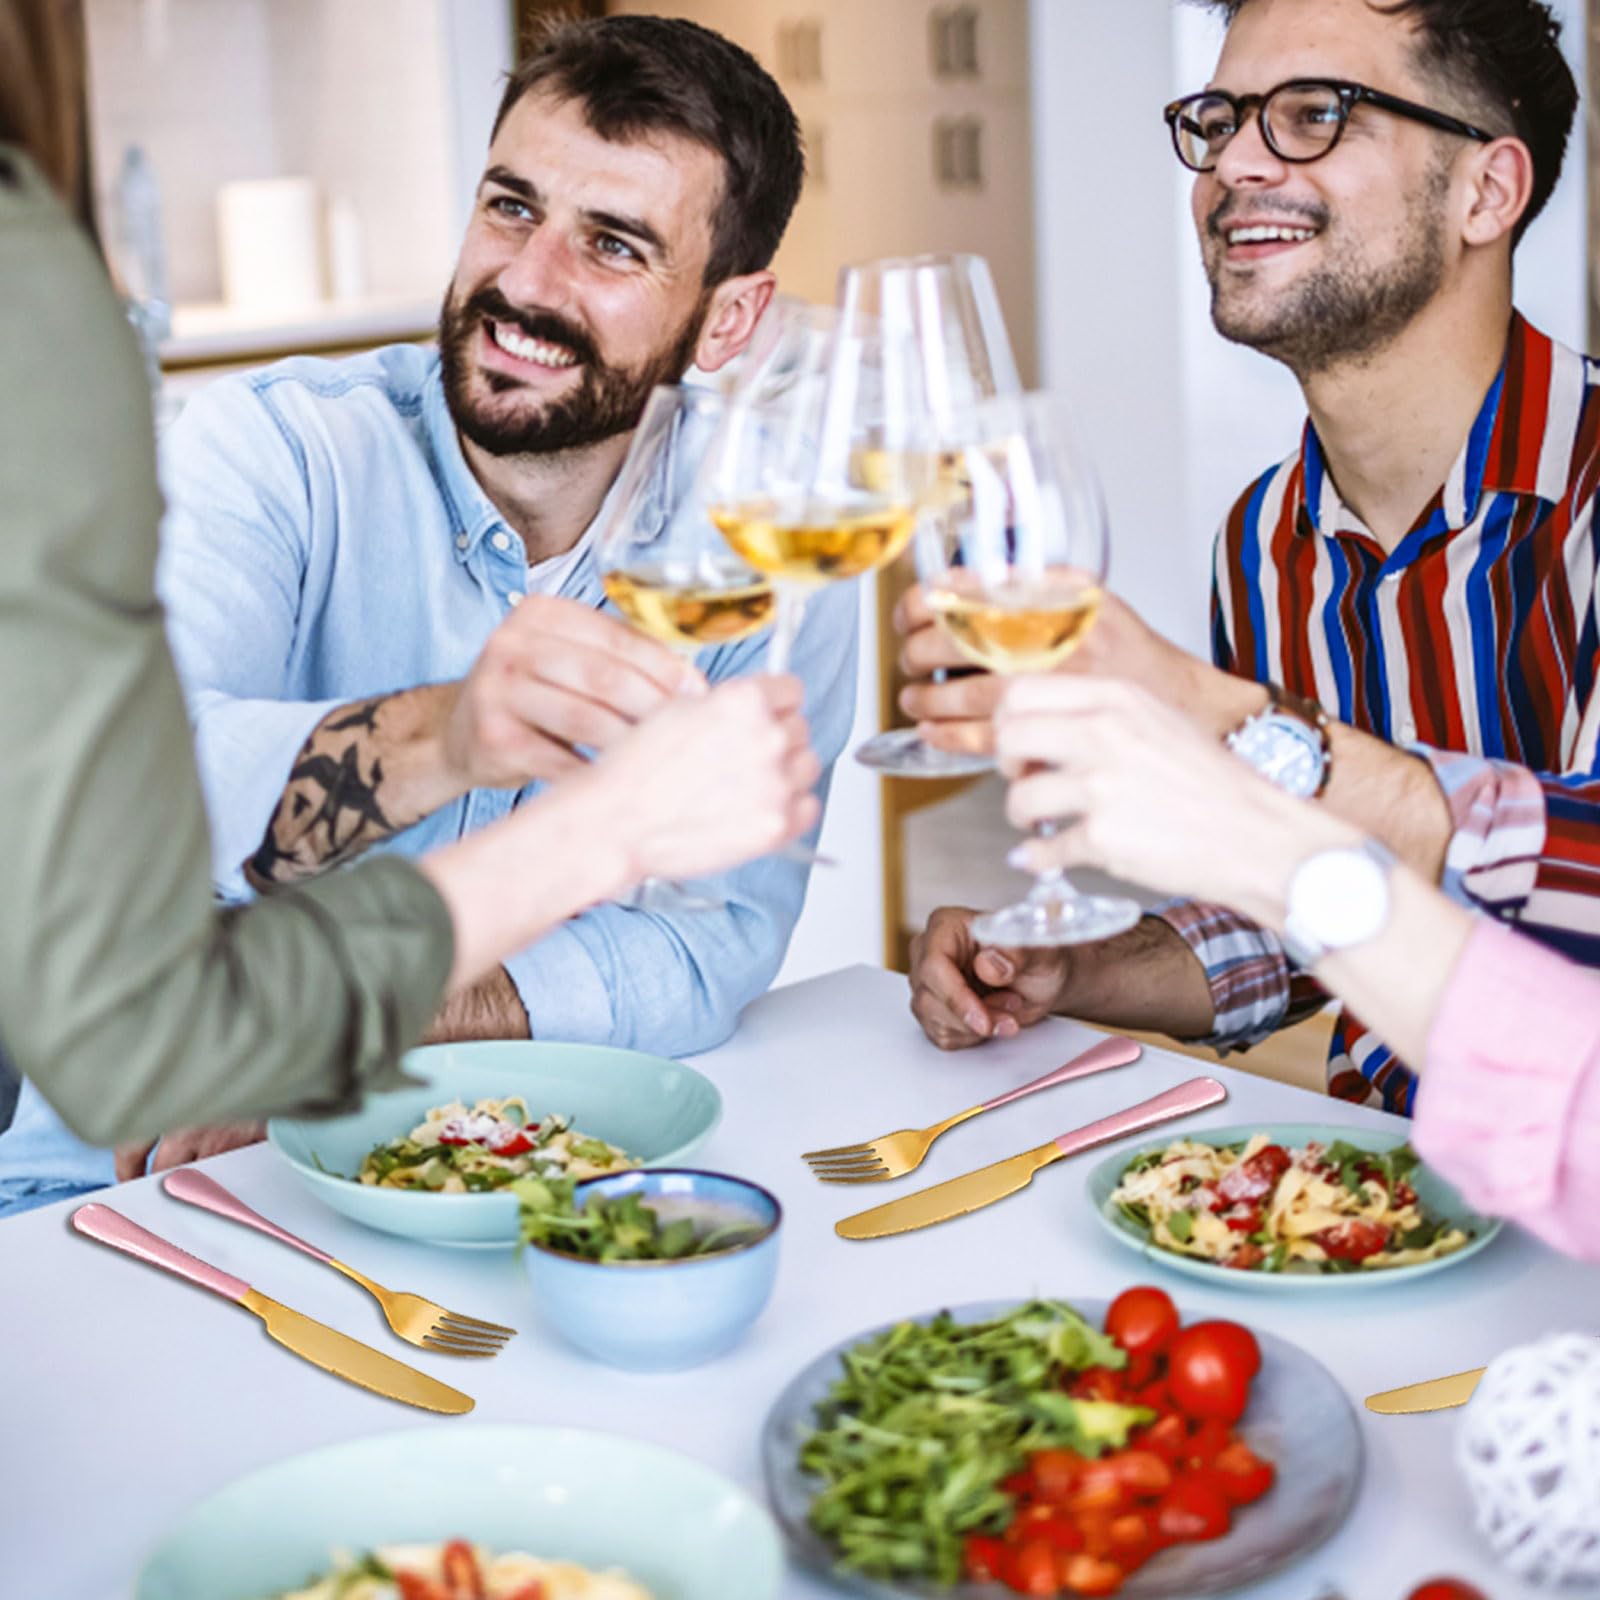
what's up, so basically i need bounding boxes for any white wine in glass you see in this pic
[916,393,1141,948]
[594,383,779,912]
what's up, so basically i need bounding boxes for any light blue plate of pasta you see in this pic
[135,1424,782,1600]
[268,1039,721,1248]
[1085,1121,1502,1291]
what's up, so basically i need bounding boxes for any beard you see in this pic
[438,282,707,458]
[1203,161,1452,378]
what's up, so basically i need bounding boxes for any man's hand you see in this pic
[908,907,1072,1049]
[441,594,698,790]
[895,584,1243,753]
[113,1122,267,1182]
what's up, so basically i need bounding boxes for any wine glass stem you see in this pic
[767,584,808,676]
[1028,818,1084,903]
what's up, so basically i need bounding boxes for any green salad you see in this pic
[800,1301,1152,1584]
[514,1175,764,1261]
[353,1096,634,1193]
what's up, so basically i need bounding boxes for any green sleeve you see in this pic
[0,150,454,1145]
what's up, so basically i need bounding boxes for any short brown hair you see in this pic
[1192,0,1576,242]
[493,14,804,284]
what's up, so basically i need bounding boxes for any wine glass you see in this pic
[915,392,1143,947]
[702,321,930,676]
[838,253,1022,780]
[594,384,777,912]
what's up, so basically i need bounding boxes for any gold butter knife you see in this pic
[71,1204,473,1415]
[1364,1367,1484,1414]
[835,1076,1227,1240]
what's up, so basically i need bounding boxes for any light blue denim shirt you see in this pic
[0,344,856,1217]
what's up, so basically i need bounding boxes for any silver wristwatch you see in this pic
[1281,838,1396,968]
[1226,683,1331,799]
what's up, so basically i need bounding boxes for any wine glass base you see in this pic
[853,728,994,778]
[972,891,1141,949]
[628,878,726,915]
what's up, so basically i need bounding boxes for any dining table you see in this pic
[2,962,1591,1600]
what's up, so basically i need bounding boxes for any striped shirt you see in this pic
[1156,314,1600,1113]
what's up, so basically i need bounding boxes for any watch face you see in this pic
[1289,849,1389,949]
[1231,714,1324,799]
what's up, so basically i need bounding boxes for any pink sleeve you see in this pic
[1414,920,1600,1261]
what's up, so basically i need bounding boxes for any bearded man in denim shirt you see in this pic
[0,16,856,1212]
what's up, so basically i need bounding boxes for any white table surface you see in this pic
[2,963,1592,1600]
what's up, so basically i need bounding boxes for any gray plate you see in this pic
[760,1297,1362,1598]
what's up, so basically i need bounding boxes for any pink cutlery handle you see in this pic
[1052,1076,1227,1159]
[979,1036,1143,1113]
[162,1168,334,1266]
[70,1202,250,1304]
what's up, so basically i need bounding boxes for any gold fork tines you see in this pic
[161,1169,516,1356]
[802,1035,1142,1184]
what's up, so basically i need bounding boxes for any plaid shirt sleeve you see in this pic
[1149,901,1328,1049]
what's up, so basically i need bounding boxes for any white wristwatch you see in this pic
[1281,839,1395,968]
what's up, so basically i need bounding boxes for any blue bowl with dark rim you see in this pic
[522,1168,782,1371]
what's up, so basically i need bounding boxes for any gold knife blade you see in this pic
[241,1290,474,1415]
[1364,1367,1484,1414]
[835,1145,1055,1240]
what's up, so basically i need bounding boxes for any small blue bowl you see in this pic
[522,1169,781,1372]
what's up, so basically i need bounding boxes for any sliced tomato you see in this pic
[440,1540,486,1600]
[1058,1553,1126,1596]
[1183,1418,1235,1468]
[1028,1448,1088,1504]
[1106,1509,1156,1567]
[1155,1475,1231,1542]
[1213,1440,1276,1505]
[1223,1204,1263,1233]
[1001,1469,1036,1498]
[1105,1449,1172,1499]
[1225,1242,1266,1270]
[964,1533,1013,1583]
[1065,1461,1130,1516]
[1136,1413,1189,1464]
[1103,1286,1179,1358]
[1068,1367,1129,1404]
[395,1576,450,1600]
[1314,1218,1391,1261]
[1025,1514,1086,1556]
[1006,1538,1062,1596]
[1216,1145,1290,1204]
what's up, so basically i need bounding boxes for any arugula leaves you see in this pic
[801,1302,1151,1584]
[514,1176,760,1262]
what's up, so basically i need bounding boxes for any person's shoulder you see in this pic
[170,344,438,455]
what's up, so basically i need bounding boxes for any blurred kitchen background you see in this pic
[83,0,1591,1024]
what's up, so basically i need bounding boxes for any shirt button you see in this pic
[506,591,523,607]
[1382,571,1400,586]
[491,531,512,553]
[454,533,469,551]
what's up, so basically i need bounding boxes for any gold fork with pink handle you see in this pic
[801,1035,1142,1183]
[161,1169,515,1356]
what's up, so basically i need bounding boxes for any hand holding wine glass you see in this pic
[914,393,1142,948]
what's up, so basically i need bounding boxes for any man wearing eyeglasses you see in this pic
[906,0,1587,1112]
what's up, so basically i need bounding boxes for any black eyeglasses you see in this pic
[1163,78,1496,173]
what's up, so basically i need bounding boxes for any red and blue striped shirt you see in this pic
[1157,314,1600,1112]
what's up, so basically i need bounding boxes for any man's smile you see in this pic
[483,318,583,374]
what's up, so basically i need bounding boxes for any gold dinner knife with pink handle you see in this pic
[70,1203,473,1414]
[835,1076,1228,1240]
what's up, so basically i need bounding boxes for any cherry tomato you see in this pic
[1195,1320,1261,1377]
[1155,1475,1232,1542]
[964,1533,1013,1583]
[1106,1509,1156,1567]
[1104,1286,1180,1358]
[1183,1417,1235,1468]
[1065,1461,1131,1515]
[1216,1144,1290,1203]
[1404,1584,1490,1600]
[1166,1325,1257,1422]
[1315,1217,1391,1261]
[1001,1469,1035,1498]
[1059,1553,1126,1596]
[1006,1538,1062,1596]
[1212,1439,1276,1505]
[1026,1514,1087,1556]
[1029,1448,1088,1504]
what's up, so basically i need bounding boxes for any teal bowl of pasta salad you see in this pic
[267,1040,722,1247]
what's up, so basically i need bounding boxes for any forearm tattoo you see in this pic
[247,698,400,888]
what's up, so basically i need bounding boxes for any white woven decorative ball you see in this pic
[1455,1332,1600,1587]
